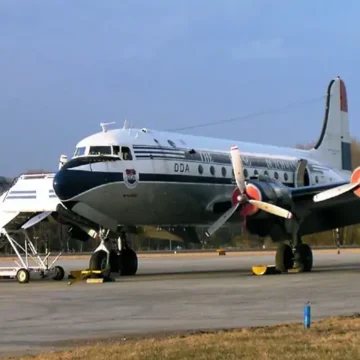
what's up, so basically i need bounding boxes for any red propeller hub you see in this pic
[351,166,360,197]
[231,184,262,217]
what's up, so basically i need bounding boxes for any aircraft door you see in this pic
[120,146,139,189]
[294,159,311,187]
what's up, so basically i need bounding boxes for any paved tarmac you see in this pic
[1,250,360,358]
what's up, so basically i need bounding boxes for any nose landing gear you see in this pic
[89,230,138,278]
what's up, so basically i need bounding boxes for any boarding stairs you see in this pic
[0,173,65,283]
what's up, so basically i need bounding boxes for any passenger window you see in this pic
[121,146,133,160]
[113,146,120,155]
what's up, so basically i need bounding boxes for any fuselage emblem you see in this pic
[124,169,139,189]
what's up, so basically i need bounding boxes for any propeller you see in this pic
[205,146,293,237]
[313,166,360,202]
[313,182,360,202]
[205,202,241,238]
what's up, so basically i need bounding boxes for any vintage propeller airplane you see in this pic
[1,75,359,279]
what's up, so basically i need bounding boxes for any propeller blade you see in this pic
[205,203,240,237]
[248,200,293,219]
[313,182,360,203]
[230,146,246,194]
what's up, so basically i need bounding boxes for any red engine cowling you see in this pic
[231,183,262,217]
[351,167,360,197]
[230,178,293,219]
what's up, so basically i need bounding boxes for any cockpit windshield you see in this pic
[72,145,133,159]
[73,147,86,157]
[89,146,112,155]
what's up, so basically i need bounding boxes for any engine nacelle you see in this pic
[231,178,293,219]
[55,204,99,241]
[230,178,294,241]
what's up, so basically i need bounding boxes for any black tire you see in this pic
[294,243,313,272]
[275,243,294,272]
[16,268,30,284]
[53,265,65,281]
[89,251,111,278]
[120,249,138,276]
[109,250,121,273]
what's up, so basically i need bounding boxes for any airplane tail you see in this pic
[309,76,352,171]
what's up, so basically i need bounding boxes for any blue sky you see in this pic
[1,0,360,176]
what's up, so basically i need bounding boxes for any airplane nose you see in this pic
[53,168,90,201]
[53,167,124,201]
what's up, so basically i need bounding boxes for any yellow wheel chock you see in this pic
[251,265,280,276]
[68,266,114,285]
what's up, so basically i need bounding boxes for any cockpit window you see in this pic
[113,146,120,155]
[74,147,86,157]
[89,146,112,155]
[121,146,133,160]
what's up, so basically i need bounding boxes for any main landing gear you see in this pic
[89,230,138,278]
[275,232,313,273]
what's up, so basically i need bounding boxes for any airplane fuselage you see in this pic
[53,127,349,228]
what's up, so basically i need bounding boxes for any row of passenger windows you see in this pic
[73,145,318,184]
[198,165,320,184]
[198,164,290,181]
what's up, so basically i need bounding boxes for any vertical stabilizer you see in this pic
[310,76,351,171]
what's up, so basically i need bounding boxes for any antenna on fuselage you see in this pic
[123,119,134,134]
[100,122,116,132]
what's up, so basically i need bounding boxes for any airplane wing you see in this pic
[208,178,360,238]
[288,178,360,236]
[206,146,360,238]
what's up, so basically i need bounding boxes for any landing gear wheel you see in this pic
[52,265,65,281]
[120,249,138,276]
[109,250,121,273]
[16,268,30,284]
[275,243,294,272]
[294,243,313,272]
[89,250,111,278]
